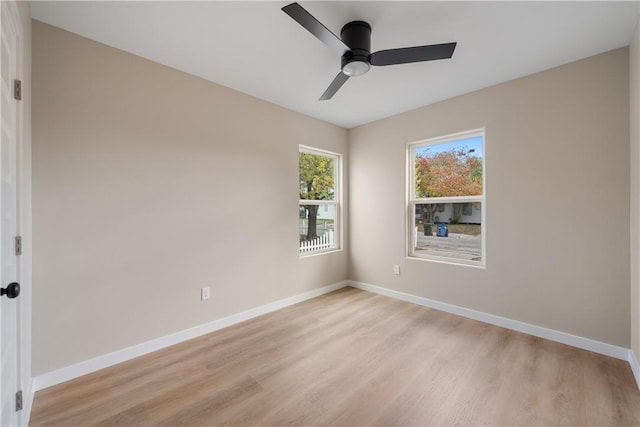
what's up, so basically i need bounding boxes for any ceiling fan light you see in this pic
[342,60,370,77]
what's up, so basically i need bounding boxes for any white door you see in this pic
[0,2,22,426]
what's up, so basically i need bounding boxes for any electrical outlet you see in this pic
[393,265,400,275]
[201,287,211,301]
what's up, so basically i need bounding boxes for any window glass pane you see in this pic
[299,152,335,201]
[299,204,336,253]
[414,202,481,262]
[414,135,483,198]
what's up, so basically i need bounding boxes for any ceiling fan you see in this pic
[281,2,457,100]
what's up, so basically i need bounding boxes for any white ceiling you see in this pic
[30,1,639,129]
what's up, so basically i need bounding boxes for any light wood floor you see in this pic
[31,287,640,426]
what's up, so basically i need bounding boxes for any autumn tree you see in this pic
[415,148,482,224]
[300,152,334,240]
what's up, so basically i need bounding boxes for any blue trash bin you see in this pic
[436,223,448,237]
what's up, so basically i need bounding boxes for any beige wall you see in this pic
[631,18,640,358]
[349,48,630,347]
[31,21,348,376]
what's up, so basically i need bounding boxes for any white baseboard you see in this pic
[629,350,640,390]
[349,281,630,361]
[33,281,348,391]
[31,280,640,393]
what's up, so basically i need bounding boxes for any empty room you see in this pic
[0,1,640,426]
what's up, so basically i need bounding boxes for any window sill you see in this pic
[408,253,485,269]
[299,248,343,258]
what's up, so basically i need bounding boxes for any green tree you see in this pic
[415,148,482,224]
[299,152,334,240]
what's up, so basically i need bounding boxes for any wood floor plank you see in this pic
[30,287,640,426]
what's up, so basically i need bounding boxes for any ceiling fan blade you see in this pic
[282,3,349,56]
[369,42,457,66]
[320,72,350,101]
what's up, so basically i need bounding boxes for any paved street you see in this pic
[415,233,481,261]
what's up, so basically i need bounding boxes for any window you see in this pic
[299,146,341,255]
[408,129,485,266]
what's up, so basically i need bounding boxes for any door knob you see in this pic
[1,282,20,299]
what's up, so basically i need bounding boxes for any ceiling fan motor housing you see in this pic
[340,21,371,76]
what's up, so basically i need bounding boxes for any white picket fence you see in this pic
[299,230,335,253]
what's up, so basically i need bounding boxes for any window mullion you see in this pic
[413,196,483,204]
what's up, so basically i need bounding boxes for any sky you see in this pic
[415,135,483,158]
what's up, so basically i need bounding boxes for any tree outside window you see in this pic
[299,147,340,254]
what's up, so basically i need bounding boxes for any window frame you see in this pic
[406,129,486,268]
[299,145,342,256]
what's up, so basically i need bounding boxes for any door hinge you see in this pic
[13,80,21,101]
[15,390,22,411]
[15,235,21,256]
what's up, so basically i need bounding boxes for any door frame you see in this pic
[1,1,32,425]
